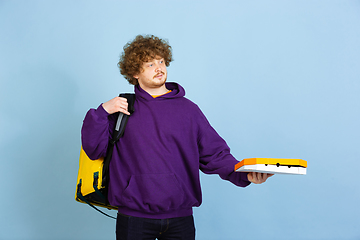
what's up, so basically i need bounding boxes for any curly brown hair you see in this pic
[118,35,173,85]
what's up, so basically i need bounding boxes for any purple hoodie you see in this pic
[81,82,250,219]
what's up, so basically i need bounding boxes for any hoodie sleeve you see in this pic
[196,108,251,188]
[81,104,114,160]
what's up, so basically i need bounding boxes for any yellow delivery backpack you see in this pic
[75,93,135,219]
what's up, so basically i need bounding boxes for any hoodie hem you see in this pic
[117,206,193,219]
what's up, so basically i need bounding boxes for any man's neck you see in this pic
[139,84,169,96]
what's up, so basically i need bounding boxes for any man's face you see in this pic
[134,57,167,91]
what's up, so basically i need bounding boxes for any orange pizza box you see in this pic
[235,158,307,175]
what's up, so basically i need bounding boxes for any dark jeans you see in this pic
[116,213,196,240]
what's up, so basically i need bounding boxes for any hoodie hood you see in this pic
[134,82,185,101]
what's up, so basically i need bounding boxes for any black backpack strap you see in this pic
[112,93,136,143]
[102,93,135,189]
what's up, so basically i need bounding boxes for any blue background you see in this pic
[1,1,359,239]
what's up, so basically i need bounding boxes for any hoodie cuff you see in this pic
[96,104,110,118]
[241,171,250,182]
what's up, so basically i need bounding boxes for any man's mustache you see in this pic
[154,72,165,78]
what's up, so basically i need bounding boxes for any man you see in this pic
[81,35,273,240]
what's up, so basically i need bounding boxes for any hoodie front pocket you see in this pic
[121,173,186,213]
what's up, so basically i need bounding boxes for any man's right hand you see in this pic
[102,97,130,115]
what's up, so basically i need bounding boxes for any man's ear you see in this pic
[133,67,144,79]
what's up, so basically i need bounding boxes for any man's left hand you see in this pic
[247,172,274,184]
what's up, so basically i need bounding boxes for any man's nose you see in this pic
[155,64,162,72]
